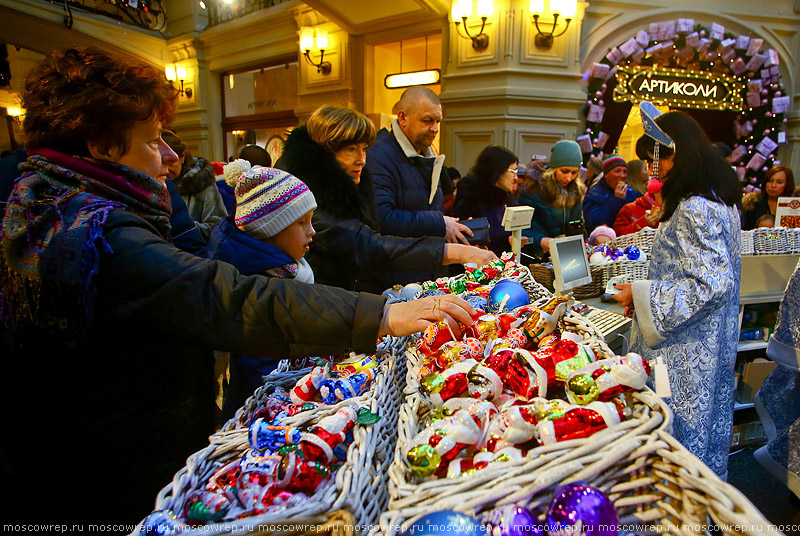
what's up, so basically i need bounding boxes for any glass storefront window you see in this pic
[222,61,299,162]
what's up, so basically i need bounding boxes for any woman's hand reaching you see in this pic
[378,295,476,338]
[443,244,498,267]
[611,283,635,317]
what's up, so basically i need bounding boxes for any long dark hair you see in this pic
[654,111,741,221]
[472,145,517,186]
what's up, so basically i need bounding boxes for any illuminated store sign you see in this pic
[614,66,744,111]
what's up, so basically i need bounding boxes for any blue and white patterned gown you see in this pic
[757,257,800,497]
[630,196,741,477]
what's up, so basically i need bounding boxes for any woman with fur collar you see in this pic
[518,140,586,255]
[741,165,795,230]
[276,105,494,292]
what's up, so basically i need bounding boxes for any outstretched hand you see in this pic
[378,295,476,338]
[611,283,635,317]
[444,216,472,244]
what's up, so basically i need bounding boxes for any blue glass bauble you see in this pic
[401,511,486,536]
[487,281,530,313]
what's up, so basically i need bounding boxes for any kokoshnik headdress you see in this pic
[639,101,674,180]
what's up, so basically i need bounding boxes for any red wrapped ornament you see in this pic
[290,366,328,404]
[565,352,651,405]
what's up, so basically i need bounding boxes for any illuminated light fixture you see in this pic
[300,27,331,75]
[165,63,193,98]
[530,0,577,50]
[451,0,492,51]
[384,69,441,89]
[6,105,24,117]
[199,0,206,8]
[229,73,235,89]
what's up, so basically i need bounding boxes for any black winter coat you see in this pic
[2,209,384,525]
[277,126,445,292]
[452,174,513,256]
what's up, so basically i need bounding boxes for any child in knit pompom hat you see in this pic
[209,160,318,419]
[219,159,318,282]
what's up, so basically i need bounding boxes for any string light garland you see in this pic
[581,21,787,188]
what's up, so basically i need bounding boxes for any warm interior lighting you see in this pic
[384,69,441,89]
[550,0,576,17]
[299,27,314,52]
[530,0,576,50]
[164,63,177,81]
[299,26,332,75]
[6,105,23,117]
[315,28,328,50]
[229,73,235,89]
[165,63,192,99]
[451,0,491,51]
[198,1,206,9]
[476,0,493,18]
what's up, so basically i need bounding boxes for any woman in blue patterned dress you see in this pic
[755,258,800,498]
[613,109,742,477]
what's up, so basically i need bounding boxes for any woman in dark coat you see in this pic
[277,105,494,293]
[451,145,520,256]
[741,165,795,230]
[0,47,474,525]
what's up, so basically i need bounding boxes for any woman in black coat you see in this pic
[741,165,795,229]
[452,145,520,256]
[277,106,494,293]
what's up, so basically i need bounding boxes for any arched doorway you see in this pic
[579,18,788,187]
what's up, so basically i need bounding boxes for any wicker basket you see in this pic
[135,338,410,536]
[376,429,779,536]
[387,389,671,510]
[606,259,650,283]
[741,230,756,256]
[608,227,658,254]
[529,263,606,299]
[388,292,642,511]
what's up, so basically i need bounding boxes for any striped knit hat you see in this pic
[602,154,627,174]
[224,160,317,239]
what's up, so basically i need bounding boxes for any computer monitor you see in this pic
[550,235,592,295]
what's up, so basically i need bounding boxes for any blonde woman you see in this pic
[277,105,495,292]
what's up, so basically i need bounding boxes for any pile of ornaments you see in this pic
[405,293,651,480]
[137,355,382,534]
[588,245,646,267]
[402,481,619,536]
[385,253,529,313]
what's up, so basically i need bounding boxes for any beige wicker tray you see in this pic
[376,428,781,536]
[133,337,410,536]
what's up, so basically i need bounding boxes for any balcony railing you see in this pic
[207,0,291,27]
[44,0,166,32]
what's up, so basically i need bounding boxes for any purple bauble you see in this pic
[482,504,544,536]
[546,482,618,536]
[608,248,623,261]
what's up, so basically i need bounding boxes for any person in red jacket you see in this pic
[613,177,663,236]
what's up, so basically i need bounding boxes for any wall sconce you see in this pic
[300,27,331,75]
[6,105,24,118]
[451,0,493,51]
[165,64,193,98]
[530,0,577,49]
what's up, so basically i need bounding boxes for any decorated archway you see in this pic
[580,18,788,187]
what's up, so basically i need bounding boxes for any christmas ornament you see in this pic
[546,482,618,536]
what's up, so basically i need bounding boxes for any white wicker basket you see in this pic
[753,227,792,255]
[133,338,411,536]
[608,227,658,254]
[741,230,756,256]
[375,428,780,536]
[387,388,671,510]
[605,259,650,282]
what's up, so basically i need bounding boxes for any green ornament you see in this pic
[187,497,229,523]
[422,280,438,291]
[357,407,381,425]
[420,372,444,395]
[448,279,467,294]
[567,373,600,405]
[407,444,441,478]
[472,268,487,283]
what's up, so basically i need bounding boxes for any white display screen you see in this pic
[551,235,592,293]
